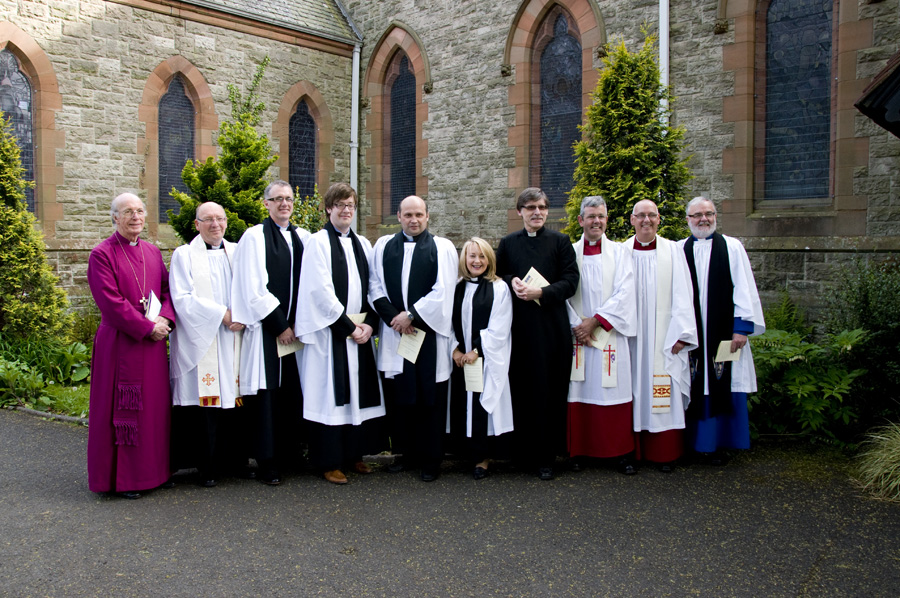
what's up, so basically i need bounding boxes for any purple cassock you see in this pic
[87,231,176,493]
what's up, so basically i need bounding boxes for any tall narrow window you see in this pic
[289,99,317,200]
[763,0,833,201]
[386,53,416,215]
[533,12,582,209]
[158,75,195,222]
[0,49,35,213]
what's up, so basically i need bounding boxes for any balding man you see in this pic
[624,200,697,472]
[679,197,765,464]
[169,202,246,487]
[369,196,458,481]
[87,193,176,499]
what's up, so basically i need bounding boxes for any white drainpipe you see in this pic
[660,0,670,120]
[350,43,361,231]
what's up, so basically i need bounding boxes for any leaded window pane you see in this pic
[539,15,582,209]
[0,49,35,212]
[764,0,833,200]
[390,54,416,214]
[289,100,317,200]
[158,76,194,222]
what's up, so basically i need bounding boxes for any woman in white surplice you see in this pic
[448,237,514,480]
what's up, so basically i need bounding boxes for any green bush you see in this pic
[564,33,691,242]
[291,184,325,233]
[68,303,101,348]
[42,383,90,419]
[856,422,900,502]
[825,259,900,431]
[0,112,73,339]
[168,56,275,244]
[750,328,867,447]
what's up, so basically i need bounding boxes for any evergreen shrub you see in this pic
[564,33,691,242]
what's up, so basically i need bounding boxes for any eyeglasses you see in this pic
[687,211,716,219]
[120,209,146,218]
[197,217,227,224]
[334,202,356,212]
[633,213,659,220]
[266,196,294,204]
[521,204,549,212]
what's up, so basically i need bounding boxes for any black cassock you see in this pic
[496,226,579,468]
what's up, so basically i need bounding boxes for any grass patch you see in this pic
[41,383,90,419]
[856,422,900,502]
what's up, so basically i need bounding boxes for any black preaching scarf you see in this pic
[261,217,304,388]
[324,221,380,409]
[684,232,734,416]
[377,229,440,406]
[450,279,494,437]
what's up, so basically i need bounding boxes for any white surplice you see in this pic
[449,279,515,437]
[169,238,240,408]
[567,235,637,406]
[231,223,310,396]
[368,233,458,381]
[625,236,699,432]
[294,229,385,426]
[677,234,765,393]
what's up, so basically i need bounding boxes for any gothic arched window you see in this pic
[762,0,833,201]
[0,49,35,212]
[289,99,317,200]
[158,75,195,222]
[386,52,416,215]
[533,11,582,209]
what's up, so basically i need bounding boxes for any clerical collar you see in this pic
[587,239,599,246]
[205,242,222,250]
[467,276,480,283]
[634,238,657,251]
[403,232,415,243]
[277,223,290,232]
[129,240,139,246]
[690,235,711,242]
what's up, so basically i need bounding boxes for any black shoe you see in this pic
[160,478,176,489]
[616,459,637,475]
[538,467,554,481]
[119,491,142,500]
[260,470,282,486]
[473,466,488,480]
[570,459,584,472]
[235,465,257,480]
[420,469,438,482]
[709,452,730,466]
[387,461,407,474]
[201,478,217,488]
[657,462,674,473]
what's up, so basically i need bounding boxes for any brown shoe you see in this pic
[323,469,348,484]
[352,461,373,475]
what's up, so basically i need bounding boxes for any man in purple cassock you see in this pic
[87,193,176,499]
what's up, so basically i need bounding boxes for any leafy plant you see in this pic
[0,357,48,409]
[824,259,900,431]
[764,290,812,337]
[564,33,691,242]
[291,184,325,233]
[856,422,900,502]
[168,56,275,244]
[0,112,73,338]
[42,383,90,419]
[0,334,90,385]
[750,328,867,447]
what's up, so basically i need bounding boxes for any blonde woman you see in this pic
[449,238,514,479]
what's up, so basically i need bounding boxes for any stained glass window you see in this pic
[158,75,194,222]
[389,54,416,214]
[764,0,833,200]
[0,49,35,212]
[289,99,317,200]
[538,15,582,209]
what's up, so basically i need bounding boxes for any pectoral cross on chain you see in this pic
[603,344,615,376]
[139,296,148,310]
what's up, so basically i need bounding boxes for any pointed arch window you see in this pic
[158,75,195,222]
[385,52,416,215]
[759,0,833,201]
[0,49,34,212]
[289,99,317,200]
[532,10,582,209]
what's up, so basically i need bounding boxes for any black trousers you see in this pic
[382,375,448,471]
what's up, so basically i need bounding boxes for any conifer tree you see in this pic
[564,34,691,242]
[0,113,72,337]
[168,56,275,243]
